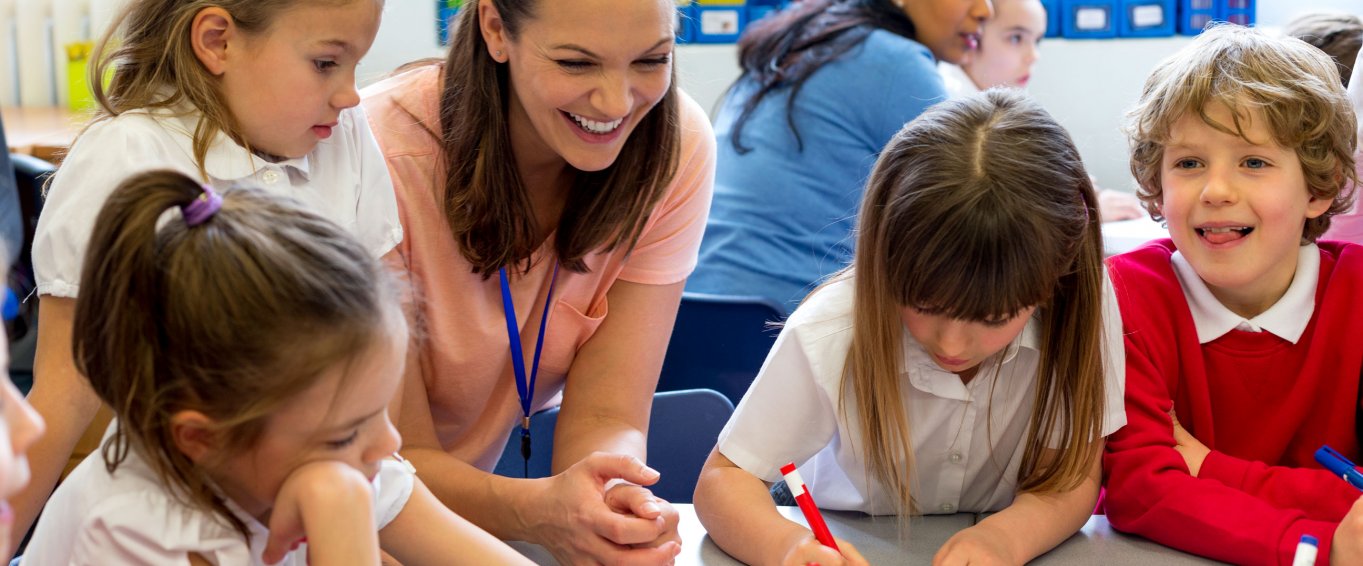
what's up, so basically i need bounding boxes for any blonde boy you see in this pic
[1103,24,1363,565]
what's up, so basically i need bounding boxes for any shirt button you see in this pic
[262,170,280,184]
[948,452,963,464]
[940,503,955,513]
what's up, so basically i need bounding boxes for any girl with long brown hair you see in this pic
[361,0,715,563]
[695,89,1125,565]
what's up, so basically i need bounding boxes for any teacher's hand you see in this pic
[530,452,682,565]
[604,482,682,550]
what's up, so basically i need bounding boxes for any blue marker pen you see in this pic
[1314,445,1363,491]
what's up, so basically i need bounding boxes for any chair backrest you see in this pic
[657,293,784,406]
[493,388,735,504]
[5,153,54,395]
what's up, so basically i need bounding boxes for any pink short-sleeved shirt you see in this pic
[361,66,716,470]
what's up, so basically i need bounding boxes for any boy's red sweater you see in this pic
[1104,239,1363,566]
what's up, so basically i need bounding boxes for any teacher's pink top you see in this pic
[362,65,716,470]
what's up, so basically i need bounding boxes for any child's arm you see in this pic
[934,443,1101,565]
[1104,333,1341,566]
[13,298,103,544]
[1171,417,1358,521]
[378,477,533,565]
[262,461,381,566]
[693,449,868,566]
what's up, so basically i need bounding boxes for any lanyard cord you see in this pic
[498,262,560,478]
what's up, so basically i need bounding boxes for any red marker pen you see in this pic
[781,462,839,551]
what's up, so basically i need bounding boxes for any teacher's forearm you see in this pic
[551,414,648,474]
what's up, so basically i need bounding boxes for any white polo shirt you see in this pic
[21,445,414,565]
[33,104,402,298]
[1170,244,1318,344]
[717,275,1126,515]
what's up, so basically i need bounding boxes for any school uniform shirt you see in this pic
[32,104,402,298]
[20,447,415,565]
[361,66,715,471]
[716,275,1126,516]
[936,62,981,98]
[1104,240,1363,566]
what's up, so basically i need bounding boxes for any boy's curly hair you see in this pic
[1127,23,1358,242]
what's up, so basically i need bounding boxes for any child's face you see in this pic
[1159,103,1331,318]
[962,0,1046,89]
[210,321,406,521]
[495,0,674,173]
[900,305,1036,376]
[218,0,381,159]
[902,0,993,65]
[0,325,44,556]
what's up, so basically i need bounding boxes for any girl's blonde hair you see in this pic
[71,170,398,540]
[1127,24,1358,242]
[839,88,1106,514]
[89,0,369,177]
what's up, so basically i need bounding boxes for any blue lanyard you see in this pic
[498,262,559,477]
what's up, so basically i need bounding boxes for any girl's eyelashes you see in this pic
[314,59,339,72]
[325,430,359,450]
[1243,157,1269,169]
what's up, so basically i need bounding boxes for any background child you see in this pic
[939,0,1047,95]
[0,272,43,558]
[693,89,1126,566]
[1102,24,1363,565]
[937,0,1143,223]
[1284,13,1363,89]
[19,170,528,565]
[18,0,402,543]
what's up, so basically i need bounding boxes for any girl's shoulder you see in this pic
[26,450,250,564]
[782,277,857,343]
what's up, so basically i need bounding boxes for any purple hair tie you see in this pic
[181,184,223,227]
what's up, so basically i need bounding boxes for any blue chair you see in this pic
[5,152,54,395]
[493,388,735,504]
[657,292,784,406]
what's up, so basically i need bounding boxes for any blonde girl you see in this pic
[20,170,528,565]
[694,89,1126,566]
[20,0,401,541]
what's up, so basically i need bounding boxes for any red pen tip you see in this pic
[781,462,796,475]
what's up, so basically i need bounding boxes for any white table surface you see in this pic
[507,504,1224,565]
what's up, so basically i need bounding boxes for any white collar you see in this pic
[150,105,315,182]
[1170,244,1318,344]
[902,317,1040,401]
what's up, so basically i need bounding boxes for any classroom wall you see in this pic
[359,2,1363,191]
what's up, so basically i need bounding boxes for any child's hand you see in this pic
[933,524,1017,566]
[1170,412,1209,477]
[603,482,682,550]
[1333,496,1363,564]
[261,460,377,565]
[780,535,867,566]
[530,452,681,565]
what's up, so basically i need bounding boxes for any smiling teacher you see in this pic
[361,0,715,563]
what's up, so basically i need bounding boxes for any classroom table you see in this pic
[506,504,1224,565]
[1102,216,1169,257]
[2,106,89,165]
